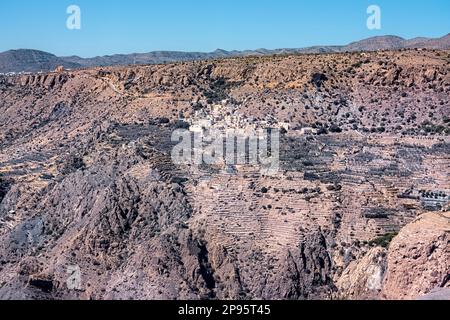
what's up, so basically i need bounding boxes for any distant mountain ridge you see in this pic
[1,33,449,73]
[0,50,80,74]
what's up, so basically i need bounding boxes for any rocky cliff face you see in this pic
[0,49,449,300]
[335,247,388,300]
[335,212,450,301]
[382,212,450,300]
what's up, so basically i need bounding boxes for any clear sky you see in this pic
[0,0,449,57]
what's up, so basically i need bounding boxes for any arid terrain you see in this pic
[0,48,449,300]
[1,34,449,73]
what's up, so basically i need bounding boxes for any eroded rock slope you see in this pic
[0,50,449,299]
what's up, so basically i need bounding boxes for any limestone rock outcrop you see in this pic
[382,212,450,300]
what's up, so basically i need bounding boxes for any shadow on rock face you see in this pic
[0,176,12,204]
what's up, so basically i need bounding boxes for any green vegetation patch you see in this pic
[368,232,398,248]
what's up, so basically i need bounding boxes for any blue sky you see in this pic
[0,0,449,57]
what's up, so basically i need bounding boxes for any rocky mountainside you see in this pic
[1,34,449,73]
[0,49,449,300]
[406,34,450,50]
[344,35,407,52]
[0,50,81,73]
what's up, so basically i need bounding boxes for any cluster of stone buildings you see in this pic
[419,190,450,212]
[0,71,35,77]
[188,100,290,135]
[399,187,450,212]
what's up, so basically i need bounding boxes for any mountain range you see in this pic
[0,33,449,73]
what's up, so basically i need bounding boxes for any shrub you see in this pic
[368,233,398,248]
[329,124,342,133]
[157,117,170,124]
[60,155,85,175]
[174,120,190,129]
[192,103,204,111]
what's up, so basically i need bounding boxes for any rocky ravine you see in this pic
[0,49,449,300]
